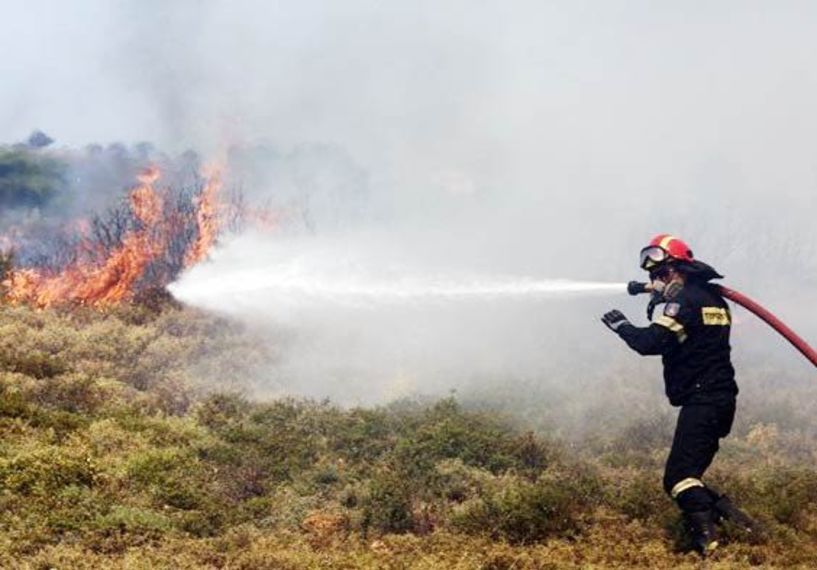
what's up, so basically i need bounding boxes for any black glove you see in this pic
[601,310,630,333]
[627,281,649,296]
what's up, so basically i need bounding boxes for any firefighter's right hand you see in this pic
[601,310,630,333]
[627,281,649,296]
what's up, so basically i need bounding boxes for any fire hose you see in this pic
[629,282,817,368]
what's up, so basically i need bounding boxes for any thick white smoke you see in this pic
[170,229,627,402]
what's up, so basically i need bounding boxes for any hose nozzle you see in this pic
[627,281,652,296]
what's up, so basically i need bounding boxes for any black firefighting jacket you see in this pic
[616,282,738,406]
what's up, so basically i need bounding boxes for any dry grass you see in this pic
[1,304,816,568]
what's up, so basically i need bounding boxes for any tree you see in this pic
[0,147,66,209]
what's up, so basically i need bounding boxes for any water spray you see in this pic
[172,270,625,309]
[629,282,817,368]
[169,233,628,312]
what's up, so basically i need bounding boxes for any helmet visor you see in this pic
[639,246,667,270]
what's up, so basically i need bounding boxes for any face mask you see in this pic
[663,279,684,300]
[650,275,683,301]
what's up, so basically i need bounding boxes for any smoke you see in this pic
[170,229,630,403]
[3,2,817,405]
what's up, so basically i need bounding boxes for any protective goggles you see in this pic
[639,246,668,270]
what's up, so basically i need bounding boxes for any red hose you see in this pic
[715,285,817,368]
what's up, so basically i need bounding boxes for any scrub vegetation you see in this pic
[1,303,816,569]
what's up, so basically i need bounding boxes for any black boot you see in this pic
[685,510,719,556]
[713,495,763,536]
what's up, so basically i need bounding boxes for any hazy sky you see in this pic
[4,1,816,400]
[6,2,817,205]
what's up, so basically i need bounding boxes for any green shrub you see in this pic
[195,392,250,429]
[0,347,68,379]
[0,380,32,418]
[126,448,206,510]
[726,467,817,529]
[327,407,397,465]
[95,505,173,533]
[45,485,109,534]
[0,445,96,496]
[609,470,672,522]
[450,474,580,544]
[178,506,226,537]
[431,459,494,504]
[391,398,556,482]
[30,408,90,439]
[364,469,415,534]
[30,373,112,414]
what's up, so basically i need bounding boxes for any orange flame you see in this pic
[1,165,224,308]
[184,165,223,268]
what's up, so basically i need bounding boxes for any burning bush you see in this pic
[1,164,225,308]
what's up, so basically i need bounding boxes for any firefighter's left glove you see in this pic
[601,310,630,333]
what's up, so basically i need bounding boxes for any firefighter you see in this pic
[600,234,756,556]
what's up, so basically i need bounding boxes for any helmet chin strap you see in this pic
[646,292,661,320]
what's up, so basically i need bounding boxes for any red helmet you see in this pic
[640,234,694,271]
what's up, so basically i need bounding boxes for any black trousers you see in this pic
[663,398,736,513]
